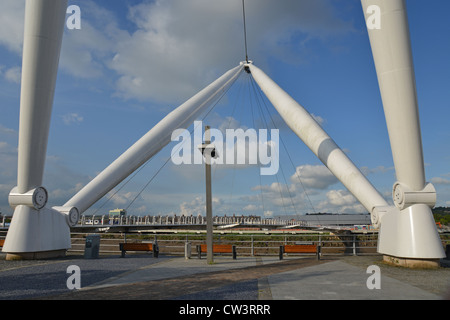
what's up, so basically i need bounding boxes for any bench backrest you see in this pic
[120,243,153,251]
[284,244,317,253]
[200,244,233,253]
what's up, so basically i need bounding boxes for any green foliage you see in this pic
[432,207,450,226]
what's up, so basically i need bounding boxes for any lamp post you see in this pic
[199,126,217,264]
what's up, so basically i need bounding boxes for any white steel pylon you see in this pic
[3,0,244,259]
[249,63,390,220]
[3,0,71,260]
[64,65,243,214]
[361,0,444,266]
[2,0,445,266]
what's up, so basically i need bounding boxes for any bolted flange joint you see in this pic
[53,206,80,227]
[392,181,436,210]
[8,186,48,210]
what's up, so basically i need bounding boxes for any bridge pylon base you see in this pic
[2,205,72,260]
[6,250,66,261]
[383,255,440,269]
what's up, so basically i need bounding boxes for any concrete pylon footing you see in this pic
[5,250,67,261]
[383,255,440,269]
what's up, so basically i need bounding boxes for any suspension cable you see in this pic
[242,0,249,63]
[124,72,244,212]
[247,75,267,216]
[248,76,293,216]
[249,74,317,215]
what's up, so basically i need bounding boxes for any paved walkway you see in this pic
[1,253,449,300]
[42,255,450,300]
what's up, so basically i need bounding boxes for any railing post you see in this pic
[251,235,254,256]
[197,245,201,259]
[185,241,191,259]
[317,243,321,260]
[318,234,322,255]
[153,241,159,258]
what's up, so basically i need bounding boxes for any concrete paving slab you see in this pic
[87,256,261,288]
[1,252,448,300]
[87,255,295,289]
[267,260,441,300]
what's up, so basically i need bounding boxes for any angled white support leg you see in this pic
[248,63,389,224]
[65,65,243,214]
[2,0,73,260]
[362,0,444,266]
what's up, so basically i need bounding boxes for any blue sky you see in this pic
[0,0,449,218]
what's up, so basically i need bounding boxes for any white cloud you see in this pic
[0,124,16,136]
[246,162,391,214]
[291,164,338,190]
[248,180,306,215]
[430,177,450,185]
[60,1,126,79]
[177,196,225,216]
[0,1,361,216]
[0,0,354,104]
[0,0,25,54]
[4,66,21,83]
[108,0,355,103]
[179,196,205,216]
[264,210,274,218]
[0,137,18,214]
[325,189,357,206]
[317,189,366,213]
[243,204,260,211]
[61,113,84,125]
[252,182,296,198]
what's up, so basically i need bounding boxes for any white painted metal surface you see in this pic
[65,65,243,214]
[3,205,71,254]
[248,63,389,224]
[16,0,67,194]
[3,0,70,255]
[362,0,444,259]
[3,0,443,262]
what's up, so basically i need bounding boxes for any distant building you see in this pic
[280,213,372,227]
[109,208,126,218]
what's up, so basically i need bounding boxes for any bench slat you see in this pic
[200,244,233,253]
[279,244,320,260]
[197,244,237,259]
[121,243,153,251]
[284,244,317,253]
[119,242,158,258]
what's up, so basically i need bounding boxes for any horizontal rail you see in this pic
[67,231,387,257]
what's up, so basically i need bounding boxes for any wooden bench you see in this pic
[119,242,159,258]
[197,244,237,260]
[280,244,320,260]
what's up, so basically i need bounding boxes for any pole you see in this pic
[204,126,214,264]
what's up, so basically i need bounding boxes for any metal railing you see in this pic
[69,231,382,257]
[1,230,447,258]
[76,214,312,228]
